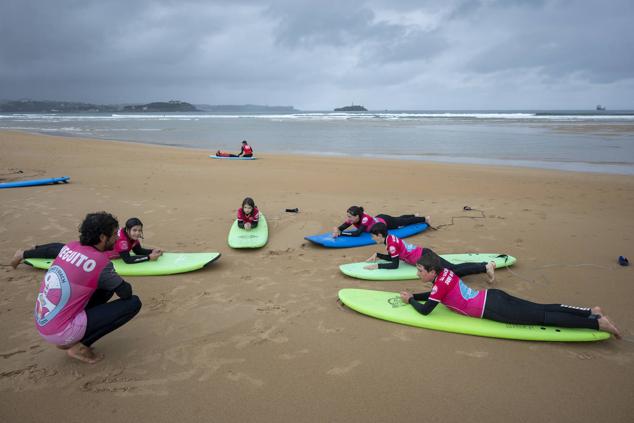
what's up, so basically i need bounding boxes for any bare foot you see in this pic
[10,250,24,269]
[67,343,104,364]
[598,316,621,339]
[485,261,496,283]
[56,344,72,350]
[591,306,603,316]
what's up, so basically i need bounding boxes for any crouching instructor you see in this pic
[34,212,142,364]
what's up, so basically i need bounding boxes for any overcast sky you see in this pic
[1,0,633,110]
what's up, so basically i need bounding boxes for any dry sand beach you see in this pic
[1,130,633,422]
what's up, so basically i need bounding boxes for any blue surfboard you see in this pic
[305,223,428,248]
[0,176,70,189]
[209,155,256,160]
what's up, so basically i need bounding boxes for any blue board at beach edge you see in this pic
[0,176,70,189]
[209,155,257,160]
[305,223,428,248]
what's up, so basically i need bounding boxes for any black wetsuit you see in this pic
[337,214,427,237]
[23,242,64,259]
[81,274,142,347]
[408,288,599,330]
[118,243,154,264]
[22,241,154,265]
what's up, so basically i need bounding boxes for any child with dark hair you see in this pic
[332,205,429,238]
[363,223,495,281]
[109,217,163,263]
[399,250,621,339]
[237,197,259,230]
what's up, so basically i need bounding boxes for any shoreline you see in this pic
[3,128,634,176]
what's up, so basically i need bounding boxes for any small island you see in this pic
[334,104,367,112]
[123,100,198,112]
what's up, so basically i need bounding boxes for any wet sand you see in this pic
[1,130,633,422]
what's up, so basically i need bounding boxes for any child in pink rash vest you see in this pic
[364,223,495,280]
[399,249,622,339]
[108,217,163,264]
[332,205,429,238]
[237,197,259,230]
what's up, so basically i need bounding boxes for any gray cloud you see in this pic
[0,0,632,108]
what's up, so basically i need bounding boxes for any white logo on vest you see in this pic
[35,265,71,326]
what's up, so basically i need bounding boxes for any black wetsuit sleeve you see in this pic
[132,244,153,256]
[337,222,351,232]
[250,220,258,228]
[412,292,431,301]
[378,255,400,269]
[376,252,391,261]
[408,295,438,315]
[237,220,245,228]
[115,281,133,300]
[237,146,244,156]
[119,250,150,264]
[98,263,126,291]
[339,224,365,237]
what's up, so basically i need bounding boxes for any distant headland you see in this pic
[334,104,367,112]
[123,101,197,112]
[0,99,298,113]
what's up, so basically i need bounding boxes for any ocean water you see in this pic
[2,110,634,174]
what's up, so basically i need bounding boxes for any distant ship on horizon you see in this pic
[334,104,367,112]
[596,105,606,111]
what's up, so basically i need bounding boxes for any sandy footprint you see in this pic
[279,349,310,360]
[317,320,343,334]
[456,350,489,359]
[196,358,246,382]
[233,320,289,349]
[0,348,27,359]
[327,360,362,376]
[226,371,264,387]
[380,329,412,342]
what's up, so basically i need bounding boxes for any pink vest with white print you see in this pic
[348,213,386,232]
[429,268,487,318]
[34,241,109,335]
[108,227,140,259]
[385,234,423,265]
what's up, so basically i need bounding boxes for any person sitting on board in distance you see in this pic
[332,206,430,238]
[237,197,259,231]
[33,211,142,364]
[10,217,162,268]
[399,249,621,339]
[363,222,496,282]
[237,140,253,158]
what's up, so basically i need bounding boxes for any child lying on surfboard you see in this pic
[362,223,496,282]
[332,205,430,238]
[10,217,162,267]
[237,197,259,231]
[399,249,621,339]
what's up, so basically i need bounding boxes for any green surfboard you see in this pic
[338,288,610,342]
[339,253,517,281]
[228,214,268,249]
[24,252,221,276]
